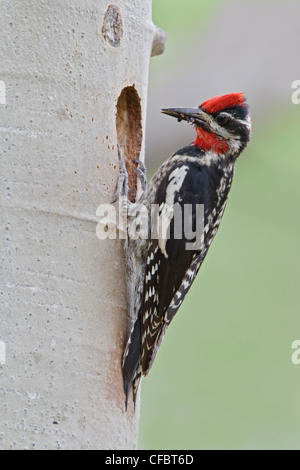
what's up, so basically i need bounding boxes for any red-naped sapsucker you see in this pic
[118,93,251,408]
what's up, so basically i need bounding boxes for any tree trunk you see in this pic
[0,0,164,450]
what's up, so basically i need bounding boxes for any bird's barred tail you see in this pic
[122,311,142,409]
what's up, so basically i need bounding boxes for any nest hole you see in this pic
[116,85,142,203]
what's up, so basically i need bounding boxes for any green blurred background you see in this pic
[138,0,300,450]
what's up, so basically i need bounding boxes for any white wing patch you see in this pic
[157,165,189,258]
[165,166,189,206]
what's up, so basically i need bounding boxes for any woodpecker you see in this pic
[120,92,251,408]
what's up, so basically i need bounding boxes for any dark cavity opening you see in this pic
[116,85,142,203]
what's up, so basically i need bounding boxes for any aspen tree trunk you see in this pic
[0,0,165,450]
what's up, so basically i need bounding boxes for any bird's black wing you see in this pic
[141,159,228,374]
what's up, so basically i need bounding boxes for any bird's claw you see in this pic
[133,159,147,191]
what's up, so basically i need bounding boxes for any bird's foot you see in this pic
[133,159,147,192]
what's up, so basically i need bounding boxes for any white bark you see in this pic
[0,0,156,450]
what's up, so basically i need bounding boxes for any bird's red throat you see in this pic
[193,127,229,155]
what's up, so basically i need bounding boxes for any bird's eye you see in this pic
[216,113,230,126]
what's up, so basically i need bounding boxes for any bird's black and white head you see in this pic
[162,93,251,161]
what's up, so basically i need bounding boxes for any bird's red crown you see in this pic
[200,92,246,114]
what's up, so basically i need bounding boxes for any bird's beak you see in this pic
[161,107,208,129]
